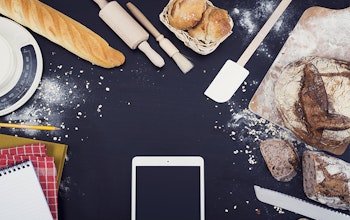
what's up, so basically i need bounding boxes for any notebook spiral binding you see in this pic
[0,160,31,177]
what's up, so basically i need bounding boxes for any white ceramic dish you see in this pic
[0,17,43,116]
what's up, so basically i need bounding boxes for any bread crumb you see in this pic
[255,208,261,215]
[274,206,285,214]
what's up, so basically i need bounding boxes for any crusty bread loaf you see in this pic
[275,56,350,155]
[0,0,125,68]
[188,6,232,42]
[160,0,233,55]
[260,138,299,182]
[303,151,350,210]
[168,0,207,30]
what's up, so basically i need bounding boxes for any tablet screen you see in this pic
[136,166,201,220]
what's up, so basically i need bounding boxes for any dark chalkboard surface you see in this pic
[0,0,349,219]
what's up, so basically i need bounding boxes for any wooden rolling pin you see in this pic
[126,2,193,74]
[93,0,165,68]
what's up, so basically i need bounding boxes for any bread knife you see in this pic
[254,185,350,220]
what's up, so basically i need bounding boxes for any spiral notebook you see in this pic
[0,160,53,220]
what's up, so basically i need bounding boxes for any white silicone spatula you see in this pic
[204,0,292,103]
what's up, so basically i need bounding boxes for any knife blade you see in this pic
[254,185,350,220]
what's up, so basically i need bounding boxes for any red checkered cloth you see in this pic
[0,143,47,157]
[0,144,58,220]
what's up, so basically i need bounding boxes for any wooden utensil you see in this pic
[93,0,165,67]
[126,2,194,74]
[204,0,292,103]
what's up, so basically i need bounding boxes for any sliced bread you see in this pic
[260,138,299,182]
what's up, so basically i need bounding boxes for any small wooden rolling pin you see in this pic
[93,0,165,68]
[126,2,194,74]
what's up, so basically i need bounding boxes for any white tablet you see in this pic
[131,156,205,220]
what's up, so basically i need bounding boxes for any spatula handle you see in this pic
[237,0,292,67]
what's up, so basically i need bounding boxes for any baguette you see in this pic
[0,0,125,68]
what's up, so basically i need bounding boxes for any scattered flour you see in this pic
[2,60,112,141]
[226,107,296,150]
[230,1,277,34]
[59,176,72,200]
[4,70,81,138]
[230,0,292,59]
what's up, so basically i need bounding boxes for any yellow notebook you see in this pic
[0,134,68,188]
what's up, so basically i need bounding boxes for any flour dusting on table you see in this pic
[2,55,112,141]
[230,0,292,60]
[231,1,276,34]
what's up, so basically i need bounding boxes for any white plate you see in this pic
[0,17,43,116]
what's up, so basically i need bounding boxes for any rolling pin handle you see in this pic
[138,41,165,68]
[155,34,164,42]
[93,0,108,9]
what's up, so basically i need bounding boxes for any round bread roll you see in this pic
[275,56,350,155]
[168,0,207,30]
[188,6,232,42]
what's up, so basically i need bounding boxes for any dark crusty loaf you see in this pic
[303,151,350,210]
[260,138,299,182]
[275,56,350,155]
